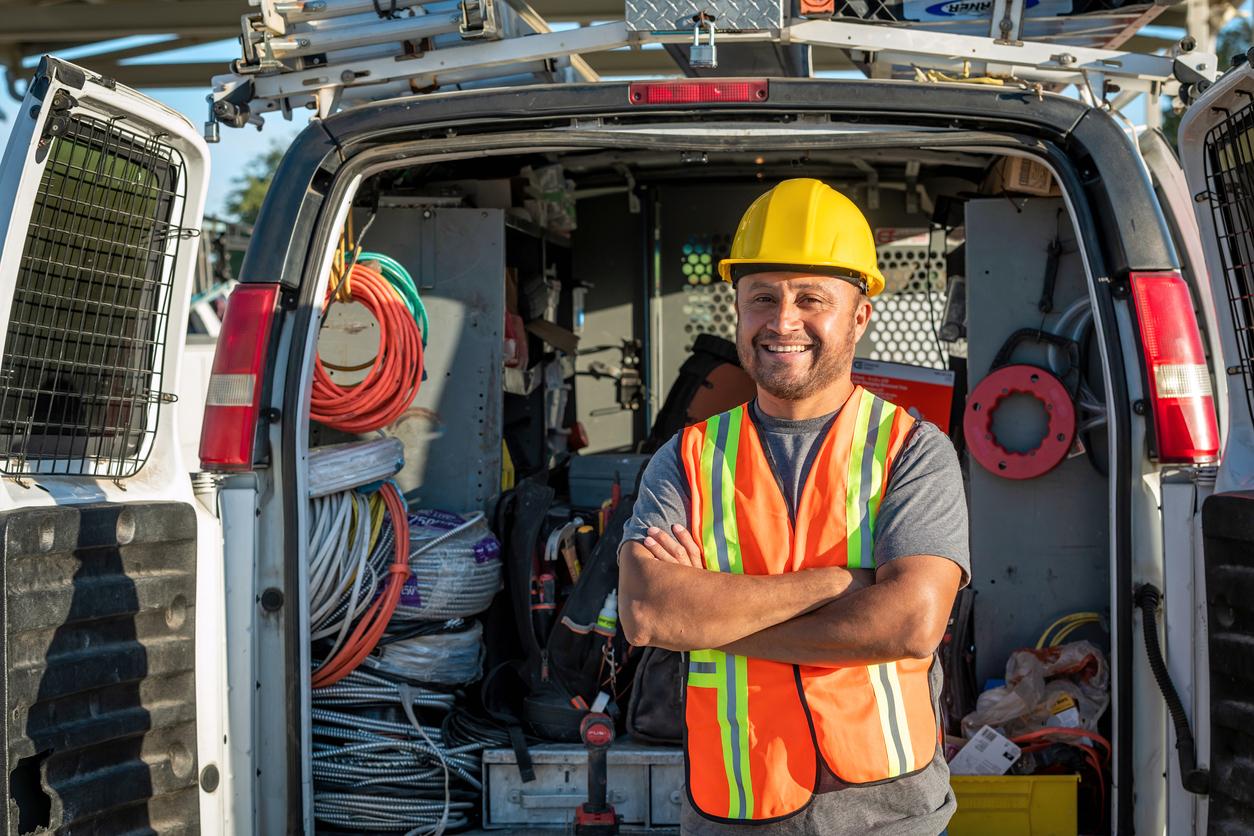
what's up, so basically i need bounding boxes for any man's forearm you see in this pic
[717,559,959,666]
[618,543,868,651]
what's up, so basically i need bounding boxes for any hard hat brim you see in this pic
[718,258,886,297]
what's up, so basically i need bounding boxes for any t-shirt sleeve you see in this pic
[618,434,692,554]
[873,421,971,586]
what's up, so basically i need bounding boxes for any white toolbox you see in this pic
[483,739,685,828]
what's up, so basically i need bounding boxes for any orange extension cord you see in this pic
[311,262,424,433]
[311,482,411,688]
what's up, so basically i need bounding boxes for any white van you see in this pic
[0,41,1250,835]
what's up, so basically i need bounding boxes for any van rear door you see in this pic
[1177,61,1254,834]
[0,57,221,833]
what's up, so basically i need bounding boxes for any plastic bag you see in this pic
[961,640,1109,739]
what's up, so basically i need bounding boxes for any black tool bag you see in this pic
[486,475,638,744]
[626,647,684,745]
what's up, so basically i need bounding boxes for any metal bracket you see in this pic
[990,0,1025,46]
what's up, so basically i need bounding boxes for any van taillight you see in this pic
[1128,271,1219,463]
[199,284,281,472]
[628,80,768,104]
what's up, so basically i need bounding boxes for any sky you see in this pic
[0,6,1247,217]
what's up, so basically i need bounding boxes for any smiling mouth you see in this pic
[760,344,813,354]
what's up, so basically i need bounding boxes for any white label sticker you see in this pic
[902,0,1072,22]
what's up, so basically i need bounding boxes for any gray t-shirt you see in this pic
[621,400,970,836]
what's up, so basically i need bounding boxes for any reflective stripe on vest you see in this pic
[681,388,936,823]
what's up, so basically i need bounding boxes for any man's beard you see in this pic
[736,327,855,401]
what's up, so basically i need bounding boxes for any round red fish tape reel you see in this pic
[964,364,1076,480]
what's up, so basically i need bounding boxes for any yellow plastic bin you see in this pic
[949,775,1080,836]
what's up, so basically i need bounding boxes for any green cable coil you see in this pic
[360,251,429,348]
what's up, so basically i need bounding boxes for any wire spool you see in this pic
[369,620,485,685]
[964,363,1077,480]
[311,261,424,434]
[393,510,503,621]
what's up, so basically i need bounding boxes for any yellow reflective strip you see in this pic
[884,661,915,773]
[845,390,875,568]
[721,406,744,575]
[699,415,720,572]
[867,663,903,778]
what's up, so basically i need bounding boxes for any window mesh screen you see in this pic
[1203,100,1254,427]
[0,106,188,478]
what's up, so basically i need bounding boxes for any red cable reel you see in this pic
[964,363,1076,480]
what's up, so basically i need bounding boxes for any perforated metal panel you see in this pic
[859,230,956,370]
[678,233,735,352]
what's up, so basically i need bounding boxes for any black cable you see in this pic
[1134,584,1210,795]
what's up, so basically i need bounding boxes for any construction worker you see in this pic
[618,178,968,835]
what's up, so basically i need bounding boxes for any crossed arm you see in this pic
[617,524,962,666]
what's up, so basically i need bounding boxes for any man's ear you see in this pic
[853,295,873,342]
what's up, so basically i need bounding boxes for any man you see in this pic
[618,178,969,835]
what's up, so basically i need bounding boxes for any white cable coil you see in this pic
[308,491,396,661]
[366,621,486,685]
[393,510,502,620]
[307,438,404,498]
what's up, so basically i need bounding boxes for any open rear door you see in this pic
[0,58,219,832]
[1177,61,1254,833]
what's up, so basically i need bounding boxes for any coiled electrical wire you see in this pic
[312,670,490,834]
[360,251,429,349]
[312,261,424,434]
[392,511,502,622]
[312,483,411,688]
[368,619,484,685]
[309,491,385,657]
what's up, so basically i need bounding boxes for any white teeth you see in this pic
[763,345,810,353]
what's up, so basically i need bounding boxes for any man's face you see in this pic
[734,272,872,401]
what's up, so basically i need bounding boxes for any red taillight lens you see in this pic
[199,284,281,472]
[1128,271,1219,463]
[628,80,768,105]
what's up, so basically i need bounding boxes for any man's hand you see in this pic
[619,525,875,651]
[640,524,705,568]
[717,554,962,666]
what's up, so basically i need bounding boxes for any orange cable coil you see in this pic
[311,262,424,433]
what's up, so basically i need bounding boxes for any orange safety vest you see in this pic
[679,387,938,824]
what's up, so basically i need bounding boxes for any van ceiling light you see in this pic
[628,80,768,105]
[1128,270,1220,464]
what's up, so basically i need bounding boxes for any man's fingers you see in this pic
[646,527,690,563]
[642,535,680,563]
[672,525,705,568]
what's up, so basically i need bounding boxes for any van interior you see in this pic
[302,137,1116,833]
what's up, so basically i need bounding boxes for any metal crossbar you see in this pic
[0,111,188,478]
[1203,99,1254,428]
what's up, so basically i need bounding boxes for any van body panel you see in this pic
[0,58,223,833]
[1178,61,1254,836]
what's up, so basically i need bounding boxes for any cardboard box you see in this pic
[851,358,956,433]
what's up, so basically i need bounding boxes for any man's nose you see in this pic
[768,298,804,333]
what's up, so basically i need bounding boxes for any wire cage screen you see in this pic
[1203,100,1254,428]
[0,109,188,478]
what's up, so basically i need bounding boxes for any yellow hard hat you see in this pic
[717,178,886,297]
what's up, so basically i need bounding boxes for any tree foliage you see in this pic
[223,142,287,226]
